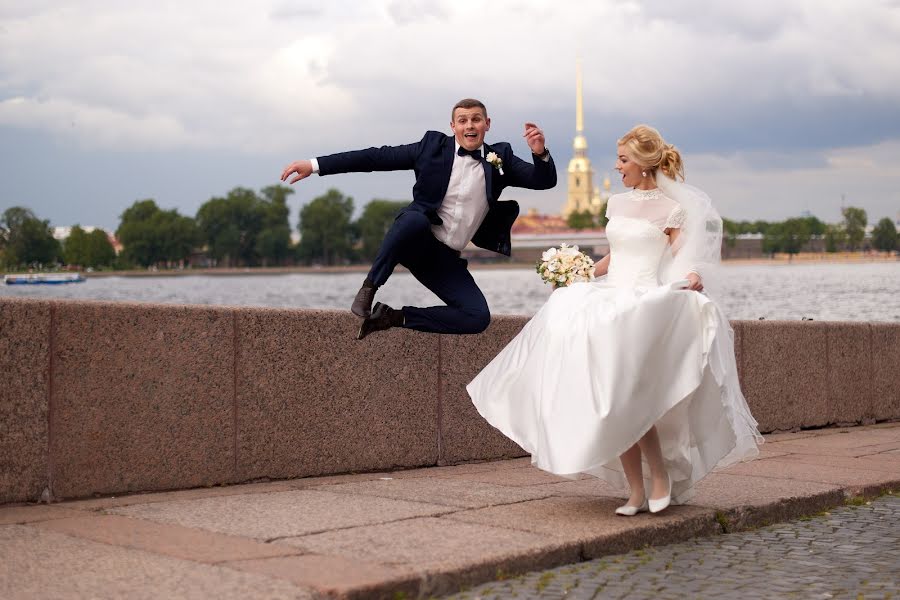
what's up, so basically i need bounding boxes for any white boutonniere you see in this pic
[485,151,504,175]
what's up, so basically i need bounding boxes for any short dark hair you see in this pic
[452,98,487,120]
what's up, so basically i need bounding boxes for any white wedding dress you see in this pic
[467,187,762,504]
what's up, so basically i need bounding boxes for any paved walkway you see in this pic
[447,494,900,599]
[1,423,899,600]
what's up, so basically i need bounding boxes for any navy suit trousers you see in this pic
[367,211,490,335]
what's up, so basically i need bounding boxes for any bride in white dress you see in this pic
[467,125,762,516]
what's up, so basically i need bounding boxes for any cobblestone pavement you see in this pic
[446,494,899,600]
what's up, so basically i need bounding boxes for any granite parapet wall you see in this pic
[2,297,898,504]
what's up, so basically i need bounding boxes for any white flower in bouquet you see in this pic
[535,243,595,287]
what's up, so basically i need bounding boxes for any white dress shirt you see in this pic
[431,143,490,251]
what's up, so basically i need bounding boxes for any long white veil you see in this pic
[656,171,723,293]
[658,171,763,458]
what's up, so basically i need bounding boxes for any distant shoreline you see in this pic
[31,252,898,278]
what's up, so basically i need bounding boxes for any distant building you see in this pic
[464,206,608,263]
[511,208,568,234]
[562,60,610,219]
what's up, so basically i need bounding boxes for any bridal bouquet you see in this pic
[535,244,595,287]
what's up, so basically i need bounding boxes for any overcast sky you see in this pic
[2,0,900,231]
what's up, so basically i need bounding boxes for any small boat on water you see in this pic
[4,273,86,285]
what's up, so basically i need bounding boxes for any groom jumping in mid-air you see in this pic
[280,98,556,340]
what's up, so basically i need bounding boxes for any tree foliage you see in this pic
[116,199,201,267]
[0,206,61,269]
[824,224,848,253]
[800,216,826,237]
[356,199,407,261]
[64,226,116,268]
[761,223,782,255]
[196,186,293,267]
[777,218,818,254]
[842,207,867,251]
[871,217,898,252]
[722,218,740,248]
[728,216,824,254]
[63,225,89,266]
[256,185,294,266]
[565,200,608,231]
[298,188,355,265]
[596,201,610,228]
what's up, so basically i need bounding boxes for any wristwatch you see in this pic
[535,148,550,160]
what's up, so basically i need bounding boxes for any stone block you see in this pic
[740,320,829,432]
[229,554,419,600]
[36,514,300,563]
[688,472,844,531]
[444,495,719,559]
[50,301,235,499]
[279,516,578,598]
[109,489,453,539]
[529,477,620,497]
[235,308,439,481]
[872,323,900,421]
[0,299,51,503]
[0,525,312,599]
[723,457,900,497]
[731,319,744,384]
[766,452,900,475]
[760,426,900,457]
[824,322,874,425]
[438,314,530,464]
[0,504,85,525]
[311,476,554,509]
[383,457,532,480]
[61,480,297,511]
[441,465,576,487]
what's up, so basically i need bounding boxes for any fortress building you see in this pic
[562,61,609,218]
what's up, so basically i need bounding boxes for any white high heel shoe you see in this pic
[649,473,672,514]
[615,497,649,516]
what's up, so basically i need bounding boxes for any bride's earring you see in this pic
[641,171,647,177]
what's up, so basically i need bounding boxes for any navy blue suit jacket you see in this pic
[316,131,557,256]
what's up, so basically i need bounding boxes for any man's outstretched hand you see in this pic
[524,122,546,156]
[280,160,314,184]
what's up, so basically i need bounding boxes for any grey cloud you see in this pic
[386,0,448,26]
[0,0,59,19]
[269,2,324,20]
[3,1,900,229]
[636,0,803,41]
[648,97,900,157]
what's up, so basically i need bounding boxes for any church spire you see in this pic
[576,58,584,135]
[572,58,588,158]
[563,58,596,218]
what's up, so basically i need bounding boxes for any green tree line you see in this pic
[1,187,410,270]
[3,193,897,271]
[565,201,898,256]
[724,207,899,255]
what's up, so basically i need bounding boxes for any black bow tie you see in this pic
[457,147,482,160]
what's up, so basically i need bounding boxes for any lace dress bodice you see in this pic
[605,188,685,288]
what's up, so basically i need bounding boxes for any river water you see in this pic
[2,262,899,322]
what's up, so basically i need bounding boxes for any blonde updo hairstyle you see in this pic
[617,125,684,181]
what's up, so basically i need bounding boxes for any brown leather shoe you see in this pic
[357,302,400,340]
[351,280,376,318]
